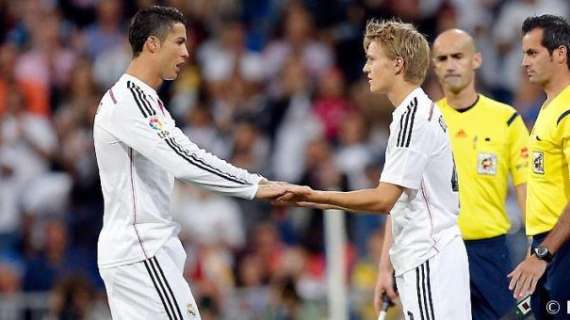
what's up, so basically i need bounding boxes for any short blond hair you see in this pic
[363,19,430,85]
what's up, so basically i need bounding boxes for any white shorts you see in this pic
[396,236,471,320]
[100,238,200,320]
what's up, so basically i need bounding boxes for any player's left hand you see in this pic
[507,254,547,299]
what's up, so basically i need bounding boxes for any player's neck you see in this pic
[387,81,419,108]
[543,71,570,103]
[444,86,478,110]
[126,57,163,90]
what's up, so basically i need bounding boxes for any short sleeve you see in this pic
[380,118,432,190]
[507,112,530,186]
[557,110,570,172]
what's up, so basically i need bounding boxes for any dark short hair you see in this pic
[128,5,186,57]
[522,14,570,69]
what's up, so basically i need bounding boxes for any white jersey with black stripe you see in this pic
[380,87,461,276]
[94,74,262,268]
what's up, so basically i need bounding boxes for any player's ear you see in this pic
[394,57,404,75]
[554,45,568,66]
[472,52,482,70]
[145,35,161,53]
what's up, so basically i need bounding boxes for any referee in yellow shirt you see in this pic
[508,15,570,320]
[432,29,529,320]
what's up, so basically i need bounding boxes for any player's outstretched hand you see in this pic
[255,180,293,200]
[507,254,547,299]
[272,185,314,206]
[374,268,398,314]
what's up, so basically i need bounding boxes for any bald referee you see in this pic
[432,29,529,320]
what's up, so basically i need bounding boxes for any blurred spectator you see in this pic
[0,43,49,117]
[14,11,77,108]
[0,259,22,294]
[0,85,62,218]
[230,119,270,174]
[83,0,124,60]
[263,3,334,85]
[173,184,245,249]
[493,0,569,101]
[182,103,229,158]
[198,17,264,84]
[313,67,354,143]
[22,219,98,292]
[266,56,323,183]
[335,112,372,190]
[47,275,109,320]
[92,36,131,90]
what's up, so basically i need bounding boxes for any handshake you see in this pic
[255,180,342,210]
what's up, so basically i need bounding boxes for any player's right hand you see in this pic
[374,269,397,314]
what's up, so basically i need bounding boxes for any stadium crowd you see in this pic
[0,0,568,319]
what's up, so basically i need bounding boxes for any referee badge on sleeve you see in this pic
[477,153,497,175]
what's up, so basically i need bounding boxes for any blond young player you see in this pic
[279,20,471,320]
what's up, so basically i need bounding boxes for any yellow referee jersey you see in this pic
[438,95,529,240]
[527,85,570,236]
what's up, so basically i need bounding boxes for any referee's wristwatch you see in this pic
[533,245,553,263]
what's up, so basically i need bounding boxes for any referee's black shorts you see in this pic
[464,235,515,320]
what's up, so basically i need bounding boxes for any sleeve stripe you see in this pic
[109,88,117,104]
[404,98,418,147]
[165,137,248,185]
[506,111,519,126]
[399,105,413,147]
[397,97,418,147]
[557,109,570,125]
[134,86,156,116]
[397,110,408,147]
[127,81,149,118]
[126,81,156,117]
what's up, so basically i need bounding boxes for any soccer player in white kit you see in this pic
[94,6,289,320]
[277,20,471,319]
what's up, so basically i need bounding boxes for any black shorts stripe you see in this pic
[416,267,426,320]
[420,264,432,320]
[148,258,180,320]
[405,98,418,147]
[144,260,175,320]
[152,257,184,320]
[135,85,156,116]
[557,109,570,125]
[165,137,247,185]
[506,112,519,126]
[426,261,435,320]
[127,81,149,118]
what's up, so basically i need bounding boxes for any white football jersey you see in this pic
[94,74,262,268]
[380,88,461,276]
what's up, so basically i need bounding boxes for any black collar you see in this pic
[455,95,480,113]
